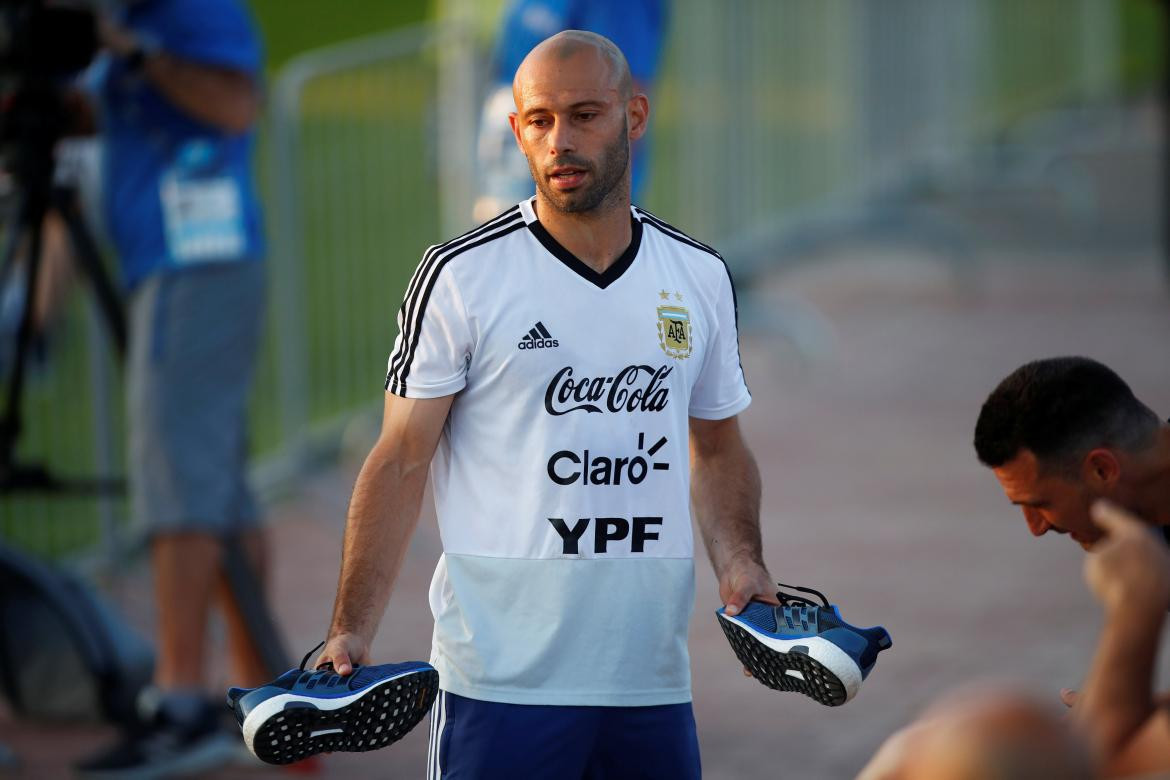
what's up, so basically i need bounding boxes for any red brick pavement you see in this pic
[4,251,1168,779]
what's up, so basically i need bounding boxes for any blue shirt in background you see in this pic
[493,0,668,87]
[97,0,265,289]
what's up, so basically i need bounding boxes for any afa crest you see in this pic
[657,305,692,359]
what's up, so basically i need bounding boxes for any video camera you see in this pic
[0,0,98,174]
[0,0,97,78]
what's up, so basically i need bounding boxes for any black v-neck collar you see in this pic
[526,209,643,290]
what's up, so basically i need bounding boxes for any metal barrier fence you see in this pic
[0,4,1158,561]
[642,0,1144,267]
[254,21,477,490]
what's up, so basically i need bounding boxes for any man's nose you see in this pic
[547,120,576,156]
[1023,507,1049,537]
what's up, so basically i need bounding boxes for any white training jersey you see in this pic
[384,197,751,706]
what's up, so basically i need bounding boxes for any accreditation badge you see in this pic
[160,140,246,264]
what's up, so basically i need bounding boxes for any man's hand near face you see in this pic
[1070,501,1170,769]
[1084,501,1170,614]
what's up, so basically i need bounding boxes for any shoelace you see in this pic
[775,582,830,608]
[300,640,327,671]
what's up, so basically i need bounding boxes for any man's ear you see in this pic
[627,93,649,142]
[508,112,524,151]
[1082,448,1122,488]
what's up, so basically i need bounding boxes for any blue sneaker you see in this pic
[716,583,892,706]
[226,648,439,765]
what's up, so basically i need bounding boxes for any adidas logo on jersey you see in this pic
[518,321,559,350]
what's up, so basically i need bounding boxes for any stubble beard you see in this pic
[529,118,630,215]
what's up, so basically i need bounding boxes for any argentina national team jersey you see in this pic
[385,198,751,706]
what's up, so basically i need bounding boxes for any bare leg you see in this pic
[34,213,75,331]
[216,528,271,687]
[151,532,220,690]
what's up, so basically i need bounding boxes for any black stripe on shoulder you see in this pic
[433,205,521,255]
[386,220,526,395]
[400,207,522,323]
[633,206,722,259]
[387,211,524,386]
[634,208,745,391]
[634,206,740,323]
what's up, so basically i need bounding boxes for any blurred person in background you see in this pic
[473,0,668,222]
[856,683,1094,780]
[973,358,1170,702]
[72,0,271,776]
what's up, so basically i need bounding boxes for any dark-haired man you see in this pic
[974,356,1170,550]
[973,357,1170,769]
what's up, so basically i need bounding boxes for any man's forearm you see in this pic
[327,443,429,645]
[1077,603,1166,760]
[141,53,259,134]
[691,433,764,576]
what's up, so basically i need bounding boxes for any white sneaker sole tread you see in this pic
[718,613,859,706]
[243,668,439,765]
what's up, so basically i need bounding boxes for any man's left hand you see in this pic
[719,555,779,616]
[718,556,779,677]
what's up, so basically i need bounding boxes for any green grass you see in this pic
[248,0,429,73]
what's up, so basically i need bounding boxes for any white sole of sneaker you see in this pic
[718,612,864,704]
[241,668,437,763]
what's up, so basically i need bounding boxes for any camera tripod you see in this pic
[0,166,126,494]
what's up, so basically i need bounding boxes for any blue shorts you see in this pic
[426,691,701,779]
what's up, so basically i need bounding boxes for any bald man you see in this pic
[858,685,1093,780]
[314,30,774,777]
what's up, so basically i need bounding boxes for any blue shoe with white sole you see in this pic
[227,650,439,765]
[717,583,891,706]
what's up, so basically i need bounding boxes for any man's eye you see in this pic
[531,118,549,128]
[577,112,596,121]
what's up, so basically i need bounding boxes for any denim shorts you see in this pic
[127,260,265,537]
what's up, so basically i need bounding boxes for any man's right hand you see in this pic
[1085,501,1170,614]
[315,632,370,676]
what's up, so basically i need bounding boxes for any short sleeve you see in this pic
[385,262,473,398]
[688,267,751,419]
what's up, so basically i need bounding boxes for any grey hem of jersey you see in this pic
[435,674,693,708]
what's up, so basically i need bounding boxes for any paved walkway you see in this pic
[4,244,1168,779]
